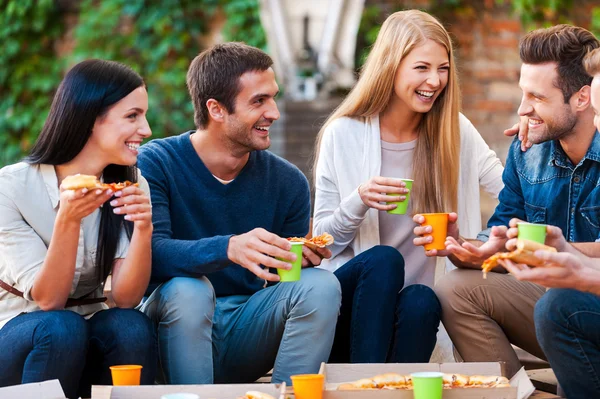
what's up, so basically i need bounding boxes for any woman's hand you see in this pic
[358,176,409,211]
[109,185,152,231]
[58,186,114,223]
[413,212,459,257]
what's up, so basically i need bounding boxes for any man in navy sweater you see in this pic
[137,43,341,385]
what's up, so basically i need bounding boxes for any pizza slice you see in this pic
[482,239,556,278]
[62,174,138,192]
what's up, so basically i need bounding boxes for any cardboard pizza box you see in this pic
[92,383,285,399]
[319,362,535,399]
[0,379,66,399]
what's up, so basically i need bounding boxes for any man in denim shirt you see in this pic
[432,25,600,378]
[497,49,600,399]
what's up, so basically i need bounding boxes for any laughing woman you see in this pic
[0,60,156,398]
[313,10,504,363]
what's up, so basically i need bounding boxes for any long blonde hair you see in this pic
[313,9,460,213]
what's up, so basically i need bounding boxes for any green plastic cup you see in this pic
[387,179,413,215]
[517,222,547,244]
[411,372,443,399]
[277,241,303,282]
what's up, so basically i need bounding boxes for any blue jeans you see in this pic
[140,267,341,385]
[330,245,440,363]
[0,308,157,399]
[535,289,600,399]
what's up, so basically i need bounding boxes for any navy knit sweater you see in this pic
[137,132,310,297]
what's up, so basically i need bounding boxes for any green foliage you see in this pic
[221,0,267,49]
[0,0,266,166]
[71,0,218,141]
[497,0,579,29]
[0,0,65,165]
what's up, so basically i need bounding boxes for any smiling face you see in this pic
[86,86,151,166]
[221,68,280,153]
[390,39,450,114]
[518,62,578,143]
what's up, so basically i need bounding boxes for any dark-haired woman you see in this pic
[0,59,156,398]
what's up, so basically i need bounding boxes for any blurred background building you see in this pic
[1,0,599,225]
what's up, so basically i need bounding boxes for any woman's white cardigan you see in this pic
[313,113,505,274]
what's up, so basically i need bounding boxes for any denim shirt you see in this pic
[480,132,600,243]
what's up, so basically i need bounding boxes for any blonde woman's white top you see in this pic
[0,163,150,330]
[313,113,505,275]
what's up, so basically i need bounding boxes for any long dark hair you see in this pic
[26,59,144,283]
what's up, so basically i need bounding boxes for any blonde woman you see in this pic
[313,9,504,363]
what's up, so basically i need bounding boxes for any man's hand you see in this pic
[301,246,332,268]
[227,228,296,282]
[358,176,410,211]
[413,212,458,257]
[498,251,591,290]
[505,218,568,252]
[445,225,508,267]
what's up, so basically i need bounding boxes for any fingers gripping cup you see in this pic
[291,374,324,399]
[387,179,413,215]
[411,372,443,399]
[110,365,142,386]
[277,241,303,282]
[421,213,449,251]
[517,222,547,244]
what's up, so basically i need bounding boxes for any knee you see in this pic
[434,269,476,306]
[360,245,405,286]
[534,289,578,343]
[293,268,341,316]
[398,285,441,324]
[100,309,156,353]
[37,310,88,353]
[158,277,216,322]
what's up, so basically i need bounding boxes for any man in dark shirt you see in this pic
[138,42,341,385]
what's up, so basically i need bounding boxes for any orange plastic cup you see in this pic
[291,374,324,399]
[421,213,449,251]
[110,365,142,386]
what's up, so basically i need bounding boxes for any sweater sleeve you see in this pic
[138,146,232,282]
[313,121,369,258]
[460,114,504,198]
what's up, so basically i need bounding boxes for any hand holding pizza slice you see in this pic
[481,239,557,278]
[61,173,138,192]
[287,233,335,267]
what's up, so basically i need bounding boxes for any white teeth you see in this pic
[126,143,140,150]
[529,119,543,125]
[254,126,270,131]
[416,90,434,98]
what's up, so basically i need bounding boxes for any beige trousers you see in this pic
[435,269,547,377]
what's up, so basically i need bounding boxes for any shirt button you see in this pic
[571,207,576,213]
[574,176,580,183]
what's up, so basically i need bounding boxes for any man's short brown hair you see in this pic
[519,24,599,102]
[187,42,273,129]
[584,47,600,77]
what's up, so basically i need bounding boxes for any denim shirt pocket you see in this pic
[524,202,547,224]
[580,206,600,240]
